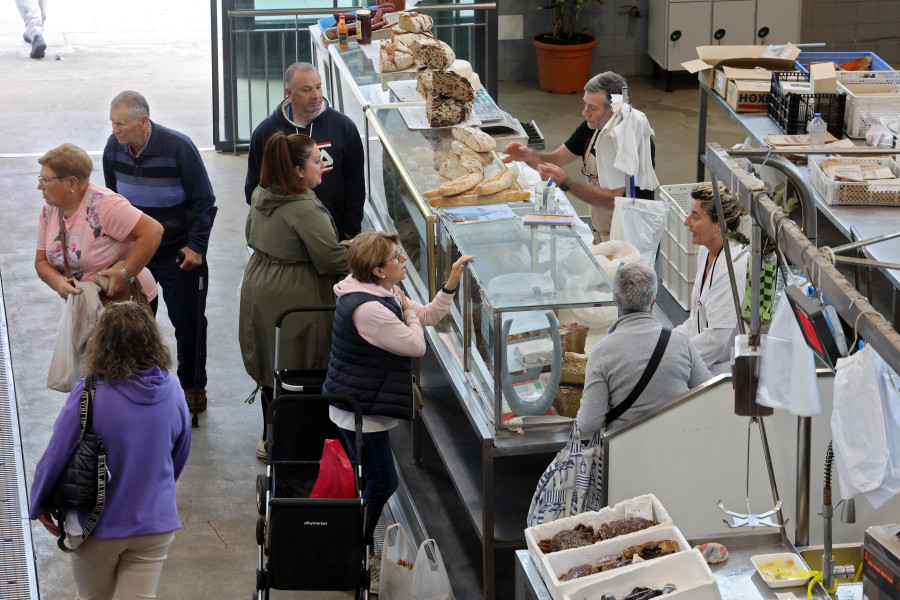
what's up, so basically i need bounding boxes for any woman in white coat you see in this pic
[675,183,748,373]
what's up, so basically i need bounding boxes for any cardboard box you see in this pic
[810,61,837,95]
[682,44,801,87]
[713,66,774,98]
[726,79,772,111]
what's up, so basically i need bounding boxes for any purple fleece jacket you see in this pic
[29,367,191,539]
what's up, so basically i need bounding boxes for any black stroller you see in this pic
[254,393,370,599]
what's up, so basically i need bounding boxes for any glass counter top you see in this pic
[441,205,614,311]
[329,41,418,108]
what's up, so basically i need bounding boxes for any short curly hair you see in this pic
[82,302,173,382]
[348,231,400,285]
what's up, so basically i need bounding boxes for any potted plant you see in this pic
[533,0,604,94]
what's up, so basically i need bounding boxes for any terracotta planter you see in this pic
[532,34,597,94]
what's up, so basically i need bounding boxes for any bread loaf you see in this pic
[431,69,475,102]
[451,140,492,165]
[560,352,588,385]
[473,169,518,195]
[452,125,496,152]
[560,323,590,354]
[435,171,482,196]
[412,38,456,69]
[554,385,583,418]
[393,31,433,47]
[398,11,433,33]
[475,189,530,203]
[379,40,415,72]
[416,66,434,98]
[439,149,483,179]
[425,89,471,127]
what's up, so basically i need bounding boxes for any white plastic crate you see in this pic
[661,257,693,311]
[561,549,722,600]
[835,72,900,138]
[658,183,701,253]
[541,524,691,600]
[524,493,672,593]
[809,155,900,206]
[667,231,699,282]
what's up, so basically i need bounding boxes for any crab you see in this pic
[622,539,679,560]
[538,523,599,553]
[599,516,659,540]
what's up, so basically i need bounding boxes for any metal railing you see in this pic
[220,3,497,151]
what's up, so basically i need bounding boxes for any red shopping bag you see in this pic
[310,439,356,499]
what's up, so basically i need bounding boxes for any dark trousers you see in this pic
[147,252,208,389]
[339,428,398,551]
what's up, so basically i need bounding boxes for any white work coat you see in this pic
[675,244,749,371]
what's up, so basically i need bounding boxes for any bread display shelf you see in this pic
[399,105,481,130]
[387,79,423,102]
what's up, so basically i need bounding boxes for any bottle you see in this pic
[356,9,372,45]
[808,113,826,150]
[337,14,349,49]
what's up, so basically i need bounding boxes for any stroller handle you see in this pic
[274,304,336,329]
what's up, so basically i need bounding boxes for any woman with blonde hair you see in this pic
[322,230,472,590]
[675,183,748,371]
[239,132,350,458]
[30,302,190,599]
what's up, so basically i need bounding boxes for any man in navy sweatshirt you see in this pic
[244,62,365,240]
[103,90,216,412]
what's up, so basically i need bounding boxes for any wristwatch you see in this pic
[120,266,136,284]
[559,176,572,192]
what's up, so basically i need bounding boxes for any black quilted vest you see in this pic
[323,292,413,420]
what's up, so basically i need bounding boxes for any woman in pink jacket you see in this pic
[322,231,472,589]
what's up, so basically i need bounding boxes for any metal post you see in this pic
[795,416,811,547]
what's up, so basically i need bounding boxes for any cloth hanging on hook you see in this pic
[590,95,660,194]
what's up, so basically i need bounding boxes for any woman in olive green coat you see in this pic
[239,132,349,458]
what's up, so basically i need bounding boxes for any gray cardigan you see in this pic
[576,312,712,434]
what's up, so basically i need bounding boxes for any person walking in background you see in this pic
[322,231,472,591]
[30,302,191,600]
[244,62,365,240]
[239,132,350,459]
[17,0,47,58]
[103,90,217,413]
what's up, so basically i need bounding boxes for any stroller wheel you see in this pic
[256,474,266,516]
[256,516,266,546]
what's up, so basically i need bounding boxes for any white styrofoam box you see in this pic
[561,549,722,600]
[542,524,692,600]
[524,494,672,589]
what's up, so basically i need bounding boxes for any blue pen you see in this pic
[547,178,554,186]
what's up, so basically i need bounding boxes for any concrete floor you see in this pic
[0,2,788,599]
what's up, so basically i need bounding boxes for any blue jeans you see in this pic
[339,428,398,550]
[147,252,208,389]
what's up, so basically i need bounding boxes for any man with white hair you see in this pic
[576,263,710,433]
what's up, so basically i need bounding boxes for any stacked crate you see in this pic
[658,184,701,310]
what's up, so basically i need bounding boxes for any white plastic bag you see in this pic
[756,296,821,415]
[380,523,416,600]
[863,351,900,509]
[410,539,452,600]
[610,197,668,268]
[831,345,889,500]
[46,295,82,393]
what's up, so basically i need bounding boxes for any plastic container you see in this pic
[793,51,892,75]
[768,71,846,138]
[809,155,900,206]
[835,72,900,138]
[808,113,826,149]
[750,552,813,589]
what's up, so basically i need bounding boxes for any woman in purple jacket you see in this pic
[30,302,191,599]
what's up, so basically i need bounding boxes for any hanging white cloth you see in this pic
[591,95,660,194]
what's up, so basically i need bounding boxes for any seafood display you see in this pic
[538,517,660,555]
[557,540,680,581]
[598,584,678,599]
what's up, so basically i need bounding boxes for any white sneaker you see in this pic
[256,439,266,460]
[369,553,381,595]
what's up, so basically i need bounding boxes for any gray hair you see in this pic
[284,62,317,90]
[111,90,149,119]
[584,72,627,108]
[612,263,657,314]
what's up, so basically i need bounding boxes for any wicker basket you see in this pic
[834,71,900,138]
[809,155,900,206]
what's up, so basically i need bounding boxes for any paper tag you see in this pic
[625,497,654,521]
[774,592,800,599]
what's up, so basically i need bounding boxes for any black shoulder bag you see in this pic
[46,376,108,552]
[603,328,671,428]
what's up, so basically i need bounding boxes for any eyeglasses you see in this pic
[390,250,402,263]
[37,176,62,185]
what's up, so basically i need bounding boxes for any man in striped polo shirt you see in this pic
[102,90,217,412]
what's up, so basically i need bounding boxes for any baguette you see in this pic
[436,171,482,196]
[473,169,518,195]
[475,189,530,203]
